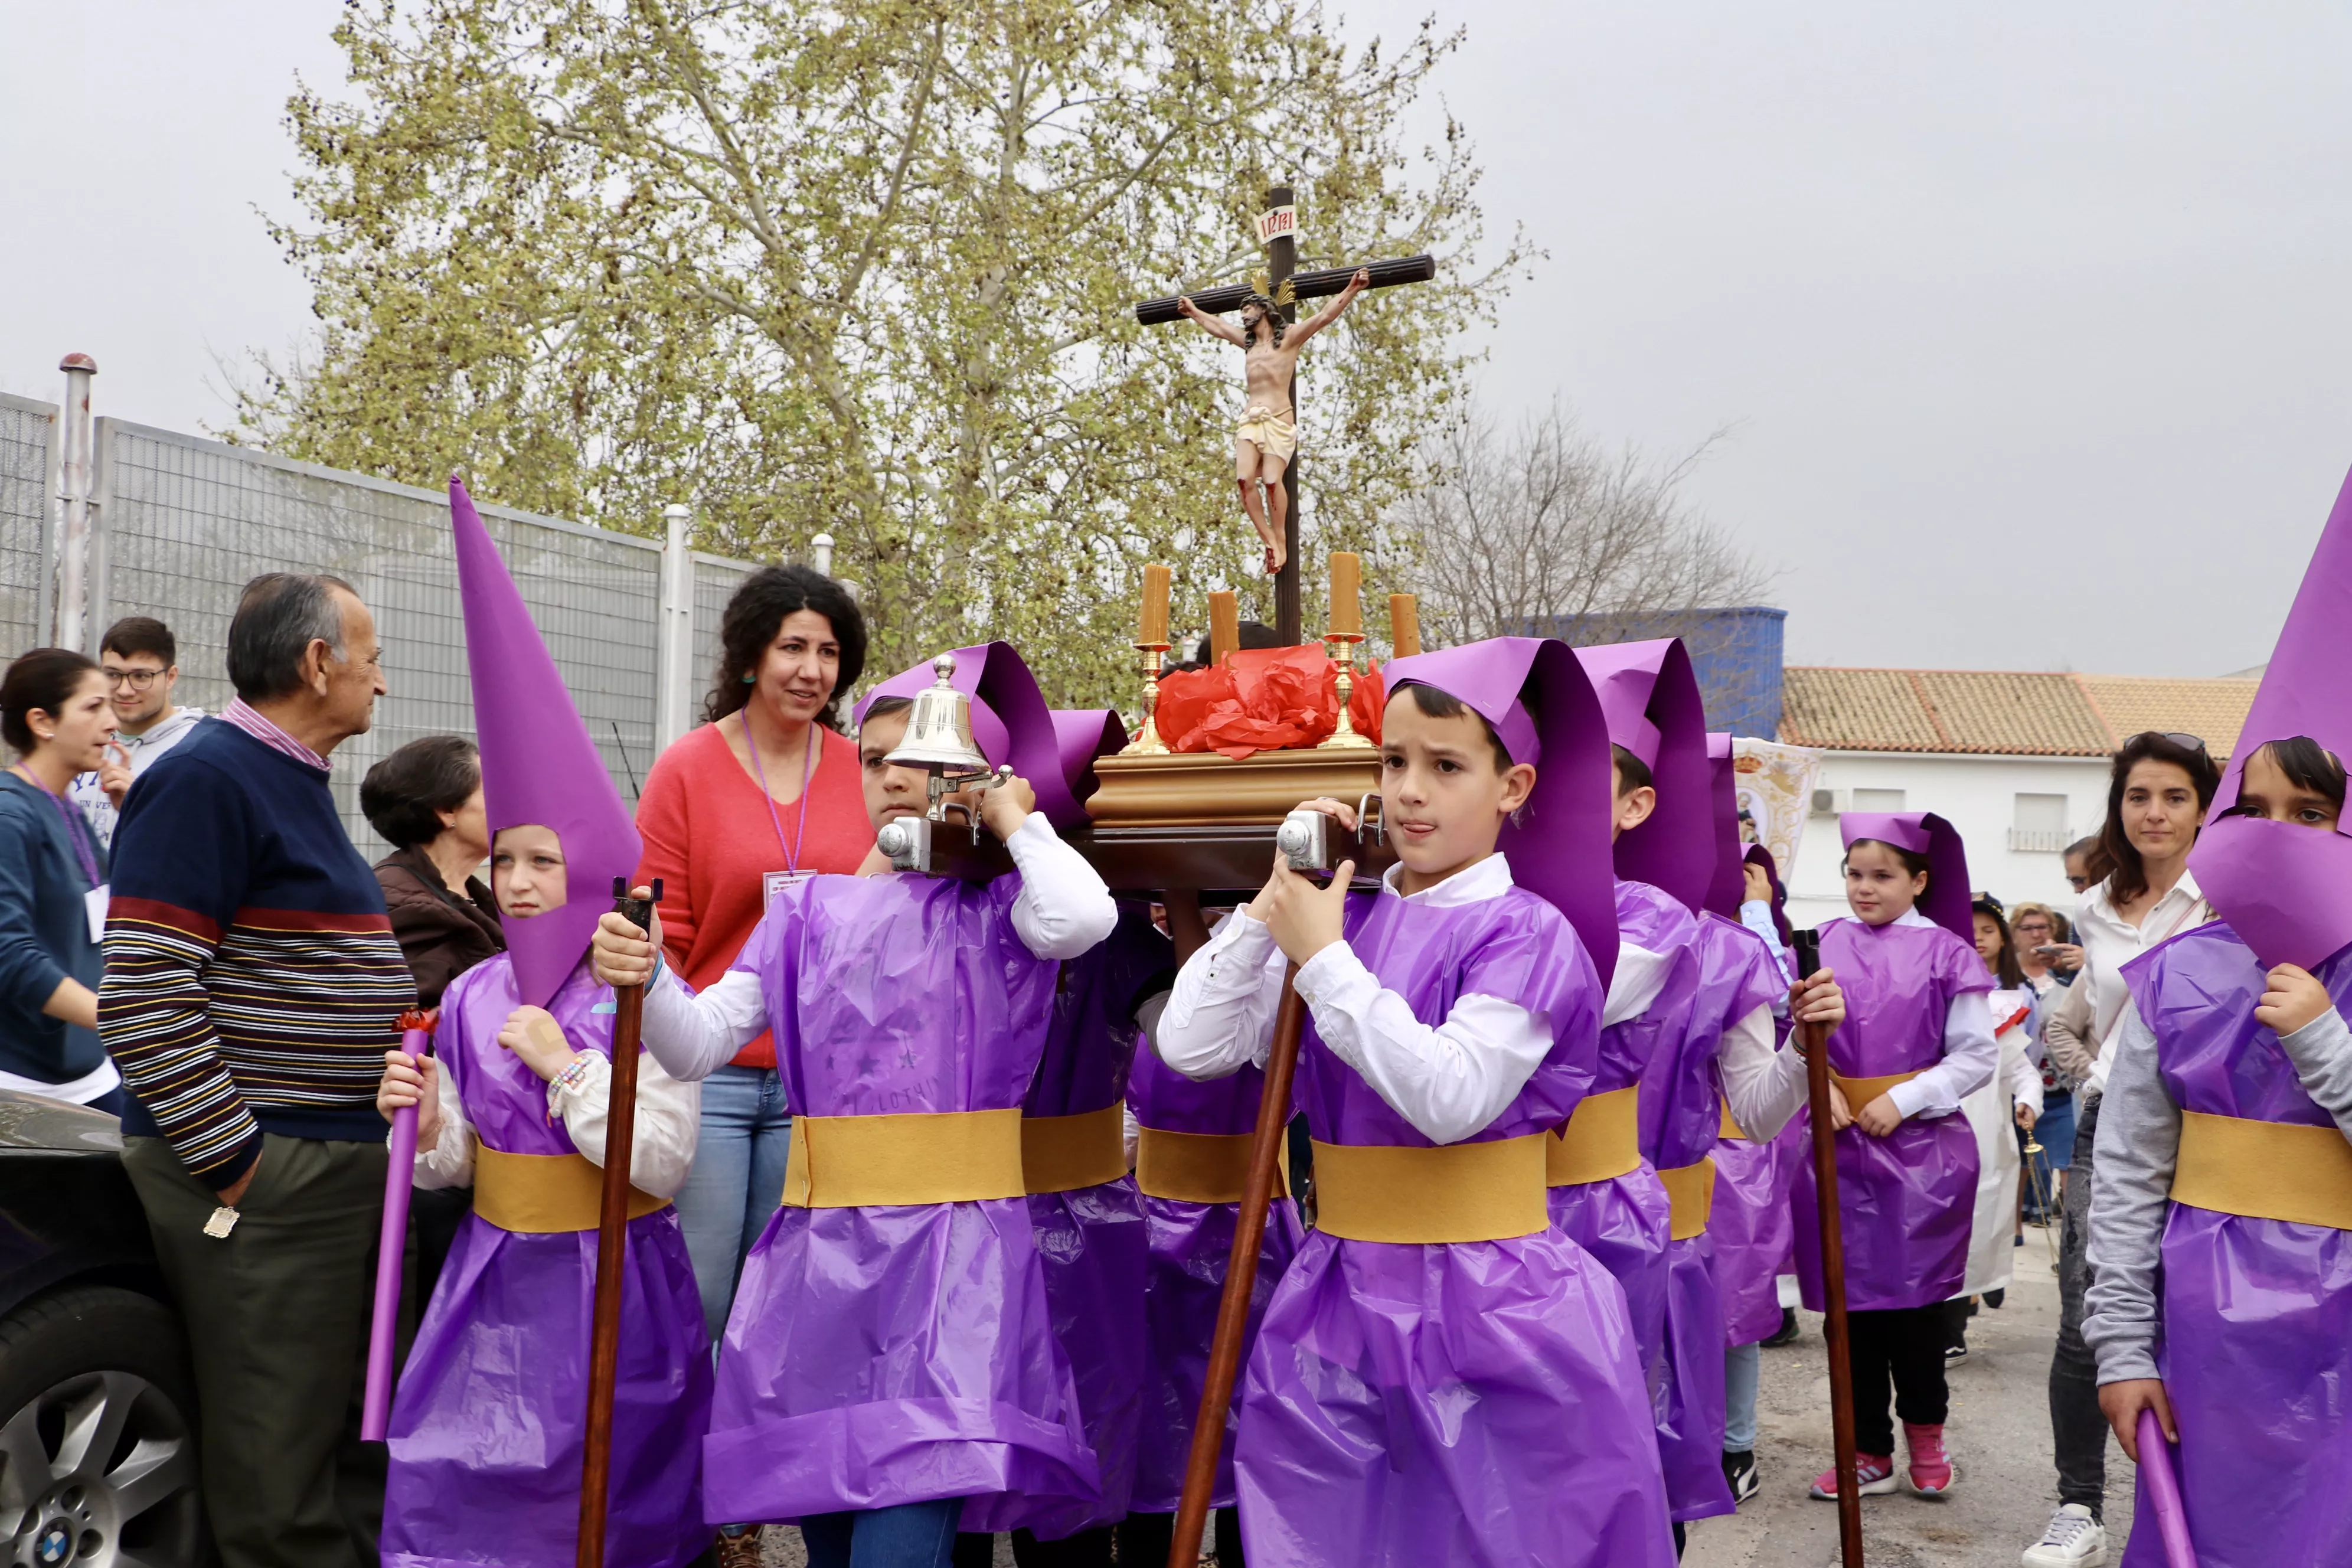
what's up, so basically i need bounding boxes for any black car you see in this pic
[0,1090,202,1567]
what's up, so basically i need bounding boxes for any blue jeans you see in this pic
[674,1062,793,1341]
[801,1500,964,1568]
[1723,1340,1760,1453]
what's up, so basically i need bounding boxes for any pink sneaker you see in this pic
[1903,1422,1955,1494]
[1808,1452,1899,1499]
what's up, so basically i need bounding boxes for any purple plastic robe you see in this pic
[1549,880,1692,1399]
[703,872,1095,1524]
[2118,924,2352,1567]
[1124,1039,1303,1514]
[1639,911,1782,1522]
[1236,884,1675,1568]
[1791,919,1990,1312]
[961,906,1162,1540]
[382,956,711,1568]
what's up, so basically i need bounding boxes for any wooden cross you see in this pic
[1135,184,1436,644]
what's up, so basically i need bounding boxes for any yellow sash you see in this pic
[1831,1069,1923,1110]
[1311,1132,1550,1244]
[1020,1105,1129,1195]
[2172,1109,2352,1231]
[1719,1100,1750,1142]
[1135,1125,1293,1205]
[780,1108,1026,1208]
[473,1146,667,1233]
[1657,1157,1718,1240]
[1545,1084,1641,1186]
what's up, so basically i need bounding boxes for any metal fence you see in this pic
[2,410,772,858]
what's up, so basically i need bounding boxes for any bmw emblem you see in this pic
[34,1521,70,1565]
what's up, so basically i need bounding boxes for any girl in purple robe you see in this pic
[2085,466,2352,1568]
[1794,812,1994,1502]
[591,646,1118,1568]
[377,479,713,1568]
[377,827,711,1568]
[1116,893,1302,1568]
[1159,636,1677,1568]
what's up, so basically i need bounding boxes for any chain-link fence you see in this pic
[0,395,56,661]
[2,411,777,858]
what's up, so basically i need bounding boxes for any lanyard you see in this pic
[12,768,99,888]
[743,710,819,876]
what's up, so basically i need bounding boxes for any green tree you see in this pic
[236,0,1518,703]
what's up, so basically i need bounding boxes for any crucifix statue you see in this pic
[1175,267,1369,579]
[1136,184,1437,643]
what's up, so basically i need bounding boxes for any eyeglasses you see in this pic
[102,668,164,691]
[2128,730,2207,754]
[2014,920,2054,935]
[2066,874,2093,890]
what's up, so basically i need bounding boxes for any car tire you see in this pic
[0,1284,205,1568]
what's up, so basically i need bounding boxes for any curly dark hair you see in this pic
[1239,294,1288,351]
[704,565,867,729]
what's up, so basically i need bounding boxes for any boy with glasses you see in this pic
[69,616,205,847]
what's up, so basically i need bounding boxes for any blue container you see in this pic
[1528,605,1786,739]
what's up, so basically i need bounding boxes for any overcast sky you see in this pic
[8,2,2348,677]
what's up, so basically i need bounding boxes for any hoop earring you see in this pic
[742,673,755,684]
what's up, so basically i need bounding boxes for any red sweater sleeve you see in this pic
[633,737,701,974]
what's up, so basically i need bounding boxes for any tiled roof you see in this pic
[1781,668,2259,757]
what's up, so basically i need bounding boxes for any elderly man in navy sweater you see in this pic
[102,572,410,1568]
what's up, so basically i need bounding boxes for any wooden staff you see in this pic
[1792,930,1864,1568]
[578,877,662,1568]
[1167,968,1305,1568]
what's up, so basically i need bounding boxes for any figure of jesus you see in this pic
[1177,266,1370,575]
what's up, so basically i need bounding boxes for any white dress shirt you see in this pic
[1157,854,1560,1146]
[413,1045,703,1201]
[637,812,1118,1083]
[2070,869,2214,1095]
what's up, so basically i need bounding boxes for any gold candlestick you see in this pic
[1318,633,1374,750]
[1121,642,1174,755]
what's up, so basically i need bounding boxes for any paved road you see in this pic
[762,1218,2134,1566]
[1685,1219,2137,1568]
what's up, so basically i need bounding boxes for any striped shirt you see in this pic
[220,697,332,773]
[100,718,413,1188]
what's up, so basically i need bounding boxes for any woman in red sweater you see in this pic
[635,566,873,1364]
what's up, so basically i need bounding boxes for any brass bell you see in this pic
[885,653,994,780]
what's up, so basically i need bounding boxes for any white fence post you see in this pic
[54,354,96,651]
[654,503,698,752]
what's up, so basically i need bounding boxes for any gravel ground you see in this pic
[756,1217,2132,1567]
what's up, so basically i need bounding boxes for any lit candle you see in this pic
[1389,594,1420,657]
[1208,592,1240,665]
[1137,563,1172,648]
[1328,551,1362,637]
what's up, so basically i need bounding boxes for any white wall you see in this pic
[1785,750,2112,929]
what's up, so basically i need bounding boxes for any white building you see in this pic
[1775,668,2258,929]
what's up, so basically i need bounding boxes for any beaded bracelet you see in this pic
[550,1053,596,1098]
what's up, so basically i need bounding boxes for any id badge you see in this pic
[85,884,109,944]
[764,870,813,910]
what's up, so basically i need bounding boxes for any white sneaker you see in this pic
[2021,1504,2107,1566]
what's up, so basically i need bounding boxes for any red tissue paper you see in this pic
[1152,646,1385,760]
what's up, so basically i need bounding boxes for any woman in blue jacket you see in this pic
[0,648,120,1110]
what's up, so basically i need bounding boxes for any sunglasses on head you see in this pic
[2129,730,2207,754]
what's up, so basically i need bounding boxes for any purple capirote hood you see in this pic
[1382,636,1620,986]
[851,642,1086,829]
[450,477,642,1008]
[1049,710,1126,812]
[1572,639,1714,914]
[2189,462,2352,970]
[1703,733,1746,920]
[1839,811,1973,943]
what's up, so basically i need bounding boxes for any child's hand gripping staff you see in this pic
[577,876,661,1568]
[1166,814,1355,1568]
[1791,927,1866,1568]
[364,1007,440,1442]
